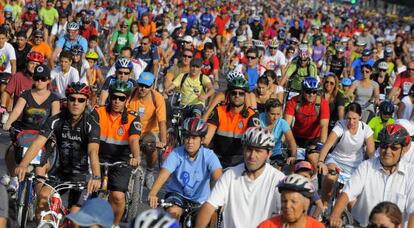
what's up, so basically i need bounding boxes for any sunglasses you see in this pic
[363,70,371,73]
[230,90,246,97]
[380,144,402,151]
[409,68,414,71]
[137,83,151,88]
[118,71,130,75]
[141,42,149,45]
[379,69,387,72]
[68,96,87,103]
[305,89,317,94]
[269,47,278,50]
[110,94,127,102]
[324,81,335,86]
[183,54,193,59]
[33,77,48,82]
[247,56,257,59]
[34,36,43,39]
[184,41,192,44]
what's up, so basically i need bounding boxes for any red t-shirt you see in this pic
[285,96,330,139]
[392,71,414,97]
[214,15,230,36]
[258,215,325,228]
[194,52,219,76]
[6,71,34,103]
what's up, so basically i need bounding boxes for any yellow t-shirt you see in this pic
[172,73,211,106]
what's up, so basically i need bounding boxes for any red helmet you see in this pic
[378,124,410,147]
[183,117,208,137]
[27,51,45,63]
[65,82,91,98]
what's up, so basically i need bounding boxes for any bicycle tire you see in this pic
[127,168,145,221]
[17,180,31,228]
[341,209,354,226]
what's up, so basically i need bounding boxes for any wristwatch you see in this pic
[92,175,101,180]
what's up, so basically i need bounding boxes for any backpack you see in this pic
[179,73,207,93]
[291,58,311,80]
[295,95,321,117]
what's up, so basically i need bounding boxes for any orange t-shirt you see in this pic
[138,22,156,37]
[127,89,166,135]
[30,41,52,59]
[258,215,325,228]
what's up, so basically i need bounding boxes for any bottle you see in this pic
[50,193,62,213]
[0,174,10,186]
[1,112,9,124]
[102,176,108,191]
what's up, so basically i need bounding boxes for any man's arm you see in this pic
[210,168,222,189]
[329,193,350,228]
[98,90,109,106]
[148,168,171,208]
[195,202,217,228]
[87,142,101,193]
[158,120,167,146]
[10,60,16,75]
[203,124,217,146]
[0,91,11,109]
[129,137,140,166]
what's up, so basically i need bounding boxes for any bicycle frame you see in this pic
[159,199,201,228]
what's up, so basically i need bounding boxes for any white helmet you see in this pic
[67,22,80,31]
[378,61,389,70]
[242,127,275,150]
[129,209,178,228]
[226,71,245,82]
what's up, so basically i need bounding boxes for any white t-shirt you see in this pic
[330,120,373,167]
[207,163,285,228]
[51,66,80,98]
[79,59,90,85]
[106,58,147,80]
[0,42,16,73]
[264,51,287,77]
[51,21,67,39]
[400,96,413,120]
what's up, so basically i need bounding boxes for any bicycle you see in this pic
[125,165,145,222]
[165,91,186,158]
[16,169,40,228]
[97,161,129,200]
[158,199,201,228]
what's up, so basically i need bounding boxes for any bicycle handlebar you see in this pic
[99,161,128,168]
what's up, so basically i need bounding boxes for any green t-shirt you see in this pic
[172,73,211,106]
[285,60,318,91]
[39,7,59,26]
[111,31,134,53]
[368,116,395,142]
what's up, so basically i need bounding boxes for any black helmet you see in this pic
[379,100,394,115]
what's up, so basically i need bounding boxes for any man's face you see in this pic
[141,39,150,52]
[116,68,131,81]
[184,135,202,156]
[60,57,72,71]
[67,94,88,116]
[281,191,308,223]
[110,92,128,113]
[182,51,193,66]
[246,52,257,67]
[204,48,213,59]
[120,50,132,59]
[34,34,43,45]
[408,62,414,77]
[68,29,78,40]
[379,143,403,167]
[0,34,7,47]
[190,64,201,76]
[136,83,151,98]
[229,89,246,107]
[303,89,317,103]
[142,16,149,24]
[243,146,270,172]
[16,36,27,47]
[27,61,40,73]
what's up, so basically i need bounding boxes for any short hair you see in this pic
[59,51,73,60]
[246,47,258,57]
[257,76,269,85]
[263,70,277,83]
[204,42,214,50]
[345,102,362,116]
[265,98,282,112]
[369,202,402,226]
[89,35,98,42]
[361,64,373,71]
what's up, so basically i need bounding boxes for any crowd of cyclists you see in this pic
[0,0,412,227]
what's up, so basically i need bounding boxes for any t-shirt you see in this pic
[111,31,134,54]
[101,76,136,91]
[393,71,414,97]
[263,51,287,77]
[207,163,285,228]
[138,22,156,37]
[30,41,52,59]
[39,7,59,26]
[50,66,80,98]
[172,73,211,106]
[20,90,59,130]
[12,43,32,72]
[127,89,166,135]
[194,52,219,76]
[0,42,16,73]
[5,71,33,102]
[352,80,379,107]
[106,58,147,80]
[351,58,375,80]
[258,215,325,228]
[285,96,330,139]
[330,120,373,167]
[368,117,395,142]
[135,47,159,73]
[259,113,290,156]
[55,34,88,53]
[162,146,222,203]
[166,63,190,80]
[285,61,318,91]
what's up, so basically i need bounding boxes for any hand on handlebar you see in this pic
[148,194,159,208]
[87,179,101,194]
[286,156,296,165]
[129,157,140,167]
[329,214,343,228]
[3,122,11,131]
[15,165,28,181]
[0,106,7,114]
[318,162,328,175]
[156,141,166,149]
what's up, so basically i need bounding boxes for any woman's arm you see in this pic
[3,97,26,130]
[51,100,60,116]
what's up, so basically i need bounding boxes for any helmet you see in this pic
[269,39,279,48]
[65,82,91,98]
[27,51,45,63]
[82,15,91,24]
[109,80,133,97]
[384,46,393,56]
[27,3,35,10]
[341,77,352,87]
[129,209,179,228]
[242,127,275,150]
[378,61,389,70]
[182,117,208,137]
[67,22,80,31]
[277,174,315,198]
[378,124,410,147]
[302,76,320,90]
[115,57,133,70]
[227,77,249,92]
[362,49,372,56]
[198,26,208,34]
[356,39,367,46]
[336,45,345,52]
[379,100,395,115]
[226,71,245,82]
[85,51,99,60]
[70,44,84,55]
[254,40,264,48]
[277,31,286,41]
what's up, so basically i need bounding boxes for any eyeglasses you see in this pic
[191,65,201,68]
[184,41,192,44]
[247,56,257,59]
[380,143,402,151]
[137,83,151,89]
[34,36,43,39]
[110,94,127,102]
[304,89,317,94]
[33,77,48,82]
[269,47,277,50]
[117,71,130,75]
[363,70,371,73]
[324,81,335,86]
[367,224,388,228]
[288,51,294,54]
[379,69,387,72]
[141,42,149,45]
[230,90,246,97]
[68,96,87,103]
[183,54,193,59]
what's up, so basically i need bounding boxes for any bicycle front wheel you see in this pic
[127,168,145,221]
[17,181,31,228]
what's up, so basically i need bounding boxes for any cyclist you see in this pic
[204,76,259,167]
[13,31,32,72]
[84,51,104,88]
[15,82,101,221]
[194,42,220,89]
[263,39,287,78]
[350,49,375,81]
[368,100,395,146]
[329,124,414,227]
[148,117,222,220]
[106,47,147,80]
[284,76,330,170]
[258,174,324,228]
[70,44,89,84]
[50,51,80,99]
[326,44,348,78]
[164,48,192,90]
[29,30,52,64]
[369,202,403,228]
[98,57,136,106]
[388,61,414,101]
[109,21,134,61]
[134,36,160,76]
[233,47,266,91]
[196,127,285,228]
[3,64,59,191]
[93,80,141,226]
[397,84,414,120]
[127,72,167,188]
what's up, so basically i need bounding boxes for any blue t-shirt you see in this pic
[259,113,291,155]
[247,66,259,91]
[162,146,222,203]
[56,34,88,53]
[351,58,375,80]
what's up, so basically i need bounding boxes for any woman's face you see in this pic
[370,212,400,228]
[266,106,282,125]
[362,67,372,79]
[131,24,138,32]
[257,82,268,95]
[346,111,360,129]
[324,77,336,93]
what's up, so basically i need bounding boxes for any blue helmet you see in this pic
[302,76,320,90]
[115,57,133,70]
[341,77,352,87]
[199,26,208,34]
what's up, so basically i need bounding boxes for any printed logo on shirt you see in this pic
[238,120,244,129]
[117,126,124,136]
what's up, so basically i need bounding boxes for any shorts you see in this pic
[107,165,132,193]
[48,170,88,208]
[324,154,356,184]
[164,192,200,209]
[0,185,8,218]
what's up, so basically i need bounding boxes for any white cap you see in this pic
[180,18,188,23]
[237,35,247,42]
[182,35,193,43]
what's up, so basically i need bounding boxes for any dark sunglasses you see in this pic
[110,94,127,102]
[191,64,201,68]
[183,54,193,59]
[324,81,335,86]
[117,71,130,75]
[379,69,387,72]
[409,68,414,71]
[305,89,317,94]
[230,90,246,97]
[380,144,402,151]
[363,70,371,73]
[34,36,43,39]
[33,77,48,82]
[247,56,257,59]
[269,47,278,50]
[137,83,151,89]
[68,96,87,103]
[141,42,149,45]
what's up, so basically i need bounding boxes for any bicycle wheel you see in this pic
[17,180,31,228]
[127,167,145,221]
[341,209,354,226]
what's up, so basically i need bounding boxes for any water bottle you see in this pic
[50,193,62,213]
[0,174,10,186]
[102,176,108,191]
[1,112,9,124]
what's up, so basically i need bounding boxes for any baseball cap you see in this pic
[137,72,155,87]
[34,64,51,79]
[180,18,188,23]
[190,58,203,67]
[34,30,44,37]
[294,161,314,173]
[182,35,193,43]
[66,198,114,228]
